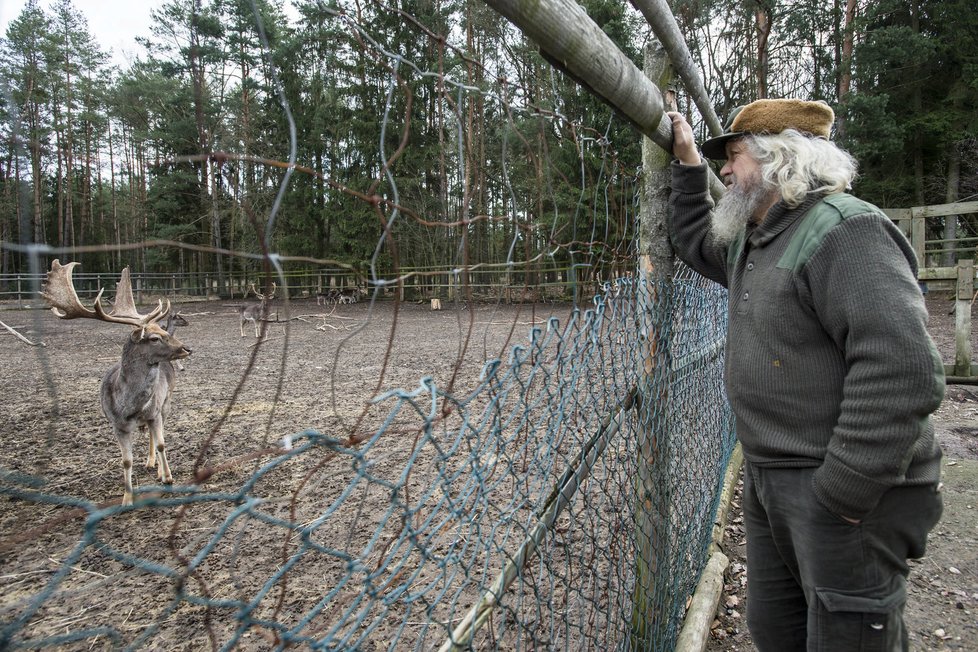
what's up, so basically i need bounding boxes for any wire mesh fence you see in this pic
[0,266,733,651]
[1,1,734,649]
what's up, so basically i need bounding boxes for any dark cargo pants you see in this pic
[742,462,942,652]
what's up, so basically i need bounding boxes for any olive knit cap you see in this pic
[700,98,835,160]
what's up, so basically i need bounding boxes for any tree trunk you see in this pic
[55,112,65,247]
[1,142,11,276]
[63,33,75,253]
[835,0,857,139]
[109,122,120,269]
[754,1,773,98]
[910,1,925,206]
[190,0,222,292]
[943,144,961,266]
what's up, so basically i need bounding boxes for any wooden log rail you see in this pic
[482,0,726,201]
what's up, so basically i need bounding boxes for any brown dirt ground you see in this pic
[707,293,978,652]
[0,297,581,650]
[2,292,975,650]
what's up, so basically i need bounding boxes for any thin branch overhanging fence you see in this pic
[0,1,737,650]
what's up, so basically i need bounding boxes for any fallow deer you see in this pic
[239,282,276,337]
[164,309,189,371]
[164,309,188,334]
[337,287,367,304]
[316,286,366,306]
[41,260,192,506]
[316,288,339,306]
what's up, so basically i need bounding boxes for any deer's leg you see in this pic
[240,317,246,337]
[143,424,156,470]
[117,430,135,506]
[148,419,173,485]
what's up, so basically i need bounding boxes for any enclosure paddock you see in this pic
[0,282,734,651]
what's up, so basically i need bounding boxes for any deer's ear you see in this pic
[129,329,142,343]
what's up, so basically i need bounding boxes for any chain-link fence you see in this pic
[1,1,735,648]
[1,264,732,651]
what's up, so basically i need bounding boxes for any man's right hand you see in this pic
[666,112,701,166]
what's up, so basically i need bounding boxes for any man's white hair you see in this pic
[743,130,858,207]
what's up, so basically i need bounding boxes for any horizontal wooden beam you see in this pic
[485,0,669,148]
[882,208,912,221]
[919,267,960,281]
[483,0,725,201]
[911,201,978,219]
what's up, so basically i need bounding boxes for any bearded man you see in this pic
[667,99,945,651]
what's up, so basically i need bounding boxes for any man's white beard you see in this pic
[710,172,776,246]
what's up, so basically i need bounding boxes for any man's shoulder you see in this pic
[798,193,887,242]
[777,193,886,271]
[817,192,884,220]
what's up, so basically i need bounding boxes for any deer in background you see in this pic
[316,285,367,306]
[164,309,189,371]
[41,260,193,506]
[336,286,367,304]
[164,309,188,334]
[239,281,276,337]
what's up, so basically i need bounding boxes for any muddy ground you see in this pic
[1,292,975,650]
[0,297,590,650]
[707,294,978,652]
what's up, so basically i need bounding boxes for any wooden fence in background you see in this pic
[884,200,978,381]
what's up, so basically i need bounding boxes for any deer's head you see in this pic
[247,281,276,303]
[124,322,192,364]
[41,260,192,362]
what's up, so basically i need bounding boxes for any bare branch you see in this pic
[0,320,44,347]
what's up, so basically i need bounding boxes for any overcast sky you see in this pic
[0,0,155,67]
[1,0,300,68]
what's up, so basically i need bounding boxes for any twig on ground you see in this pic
[316,319,342,332]
[0,319,44,346]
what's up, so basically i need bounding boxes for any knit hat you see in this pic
[700,99,835,160]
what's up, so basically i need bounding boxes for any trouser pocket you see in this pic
[814,577,907,652]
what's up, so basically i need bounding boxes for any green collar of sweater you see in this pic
[725,191,884,275]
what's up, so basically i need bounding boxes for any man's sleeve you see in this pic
[668,161,729,287]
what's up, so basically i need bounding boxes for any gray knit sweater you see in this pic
[669,161,944,520]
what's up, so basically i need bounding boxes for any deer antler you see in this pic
[248,281,276,301]
[41,259,169,327]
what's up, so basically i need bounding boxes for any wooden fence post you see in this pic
[910,208,926,268]
[954,259,974,378]
[631,39,676,650]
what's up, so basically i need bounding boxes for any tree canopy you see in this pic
[1,0,975,285]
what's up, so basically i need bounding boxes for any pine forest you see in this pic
[1,0,976,290]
